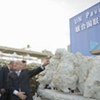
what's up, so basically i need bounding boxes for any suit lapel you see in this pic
[10,71,18,79]
[19,70,25,80]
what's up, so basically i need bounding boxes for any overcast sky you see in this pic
[0,0,99,54]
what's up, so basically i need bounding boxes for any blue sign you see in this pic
[70,2,100,56]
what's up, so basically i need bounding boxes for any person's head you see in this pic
[13,61,22,71]
[8,61,15,70]
[21,60,27,69]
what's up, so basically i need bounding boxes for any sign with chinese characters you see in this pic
[70,2,100,56]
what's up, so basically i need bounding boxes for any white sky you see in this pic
[0,0,99,54]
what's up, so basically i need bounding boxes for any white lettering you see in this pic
[74,3,100,33]
[75,25,80,32]
[85,6,100,18]
[81,23,86,30]
[86,12,90,18]
[90,11,94,17]
[86,20,93,28]
[78,16,82,22]
[74,16,82,24]
[92,17,99,25]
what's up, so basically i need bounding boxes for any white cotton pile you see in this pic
[38,48,79,92]
[74,53,94,95]
[83,56,100,99]
[33,93,42,100]
[37,48,100,99]
[51,50,78,93]
[37,48,63,89]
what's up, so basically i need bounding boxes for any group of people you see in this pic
[0,58,50,100]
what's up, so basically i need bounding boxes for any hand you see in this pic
[42,58,50,67]
[17,92,27,100]
[0,93,1,97]
[1,88,6,94]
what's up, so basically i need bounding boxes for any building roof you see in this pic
[0,46,48,58]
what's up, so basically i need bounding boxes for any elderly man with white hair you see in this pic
[7,58,50,100]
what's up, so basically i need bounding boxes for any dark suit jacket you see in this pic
[7,67,44,100]
[1,66,10,90]
[0,67,3,92]
[0,68,3,100]
[0,66,10,100]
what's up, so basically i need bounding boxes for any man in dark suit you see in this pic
[0,61,15,100]
[0,66,3,99]
[7,58,49,100]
